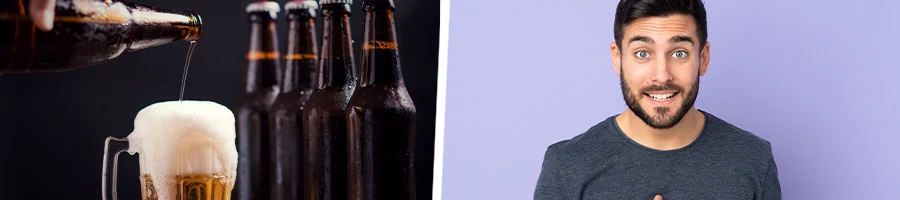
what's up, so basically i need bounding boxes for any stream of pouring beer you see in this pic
[180,41,198,102]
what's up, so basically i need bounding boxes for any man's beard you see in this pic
[620,66,700,129]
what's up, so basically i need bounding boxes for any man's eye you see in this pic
[672,50,687,59]
[635,50,649,59]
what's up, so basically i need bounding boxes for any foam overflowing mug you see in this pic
[101,100,239,200]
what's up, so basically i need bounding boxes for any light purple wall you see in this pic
[442,0,900,199]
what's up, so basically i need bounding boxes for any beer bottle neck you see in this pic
[359,4,403,86]
[124,8,202,52]
[282,10,317,93]
[317,4,356,89]
[245,12,282,92]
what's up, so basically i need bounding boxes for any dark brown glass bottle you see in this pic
[346,0,417,199]
[269,1,319,200]
[0,0,201,73]
[235,1,282,200]
[301,0,357,199]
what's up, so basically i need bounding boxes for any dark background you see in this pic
[0,0,439,199]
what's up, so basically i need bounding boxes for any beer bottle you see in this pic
[269,1,318,200]
[235,1,281,200]
[0,0,202,73]
[346,0,417,199]
[301,0,357,199]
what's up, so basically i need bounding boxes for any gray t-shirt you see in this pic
[534,110,781,200]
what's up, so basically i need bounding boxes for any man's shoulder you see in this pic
[535,120,619,200]
[542,117,620,163]
[702,111,774,158]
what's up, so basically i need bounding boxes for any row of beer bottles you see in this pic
[236,0,418,200]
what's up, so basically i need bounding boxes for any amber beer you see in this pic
[347,0,417,199]
[269,0,319,200]
[0,0,201,73]
[140,174,235,200]
[302,0,357,199]
[234,1,282,200]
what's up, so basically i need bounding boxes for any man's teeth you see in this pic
[648,93,675,100]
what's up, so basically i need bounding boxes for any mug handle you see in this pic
[102,136,130,200]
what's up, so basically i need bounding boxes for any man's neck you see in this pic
[615,108,706,151]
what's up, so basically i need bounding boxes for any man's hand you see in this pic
[654,194,663,200]
[2,0,56,76]
[29,0,56,31]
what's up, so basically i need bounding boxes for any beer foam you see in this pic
[126,100,238,200]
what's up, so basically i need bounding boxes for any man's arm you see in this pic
[756,152,782,200]
[534,146,565,200]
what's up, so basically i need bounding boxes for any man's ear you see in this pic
[700,41,710,76]
[611,42,622,76]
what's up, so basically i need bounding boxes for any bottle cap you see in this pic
[320,0,352,5]
[246,1,281,13]
[363,0,394,9]
[285,0,319,10]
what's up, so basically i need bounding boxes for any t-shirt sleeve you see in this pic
[534,146,565,200]
[756,152,783,200]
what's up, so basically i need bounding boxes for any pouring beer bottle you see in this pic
[346,0,417,199]
[235,1,282,200]
[269,0,319,200]
[0,0,202,73]
[301,0,357,199]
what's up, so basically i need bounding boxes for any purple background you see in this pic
[442,0,899,199]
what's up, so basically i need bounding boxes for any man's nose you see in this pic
[651,56,674,83]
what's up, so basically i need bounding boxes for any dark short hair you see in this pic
[614,0,708,50]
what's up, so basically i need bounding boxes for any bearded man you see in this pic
[533,0,782,199]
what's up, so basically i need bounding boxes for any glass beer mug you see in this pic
[101,101,239,200]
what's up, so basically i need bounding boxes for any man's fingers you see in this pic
[29,0,56,31]
[653,194,663,200]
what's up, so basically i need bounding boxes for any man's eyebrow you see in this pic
[628,35,652,45]
[627,35,695,46]
[670,35,694,45]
